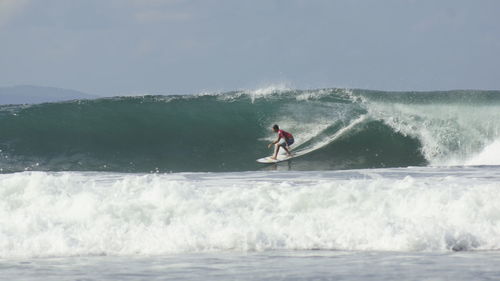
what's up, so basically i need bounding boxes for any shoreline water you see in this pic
[3,250,500,281]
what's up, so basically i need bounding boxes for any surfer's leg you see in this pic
[273,139,286,159]
[272,143,281,159]
[283,146,292,156]
[284,138,293,156]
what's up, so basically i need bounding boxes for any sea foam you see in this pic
[465,139,500,166]
[1,168,500,258]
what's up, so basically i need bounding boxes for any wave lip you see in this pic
[1,168,500,258]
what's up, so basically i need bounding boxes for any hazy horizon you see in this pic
[1,0,499,96]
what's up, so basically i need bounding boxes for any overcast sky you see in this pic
[0,0,499,96]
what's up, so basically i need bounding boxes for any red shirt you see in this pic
[278,129,293,140]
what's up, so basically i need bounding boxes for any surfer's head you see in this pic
[272,124,279,132]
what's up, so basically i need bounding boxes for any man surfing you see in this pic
[268,124,294,160]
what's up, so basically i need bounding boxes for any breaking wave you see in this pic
[1,88,500,173]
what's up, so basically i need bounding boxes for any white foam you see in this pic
[248,83,291,96]
[364,101,500,166]
[295,89,332,101]
[295,88,355,102]
[1,169,500,258]
[244,84,292,103]
[465,139,500,165]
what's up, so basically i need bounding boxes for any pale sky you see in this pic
[0,0,499,96]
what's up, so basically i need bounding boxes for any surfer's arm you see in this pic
[268,137,281,148]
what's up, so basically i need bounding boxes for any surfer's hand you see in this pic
[268,143,273,148]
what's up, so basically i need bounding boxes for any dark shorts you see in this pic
[279,138,294,147]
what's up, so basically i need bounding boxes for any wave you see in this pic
[2,169,500,258]
[1,88,500,173]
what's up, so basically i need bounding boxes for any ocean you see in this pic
[1,88,500,280]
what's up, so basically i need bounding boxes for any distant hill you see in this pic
[0,85,98,105]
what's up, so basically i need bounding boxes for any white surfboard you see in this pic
[256,153,295,163]
[256,146,313,163]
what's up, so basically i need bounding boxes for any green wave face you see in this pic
[1,89,499,173]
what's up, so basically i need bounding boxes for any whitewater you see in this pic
[1,87,500,280]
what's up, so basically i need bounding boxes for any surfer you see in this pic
[268,124,294,160]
